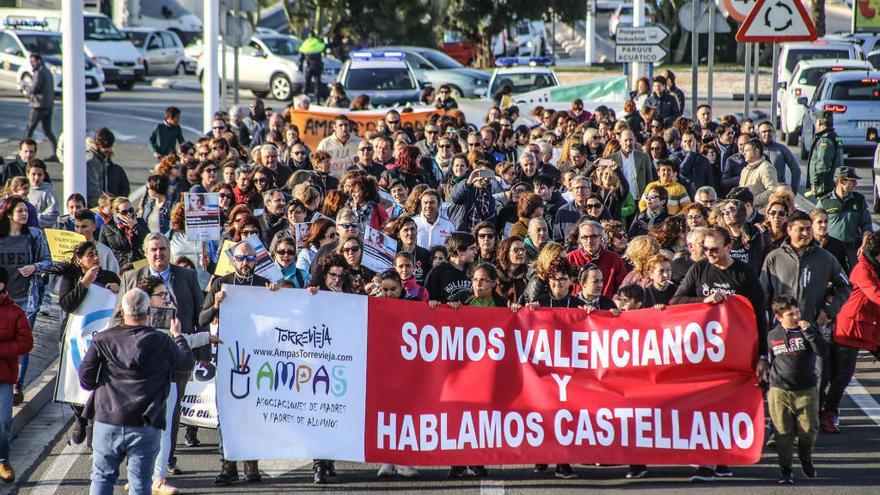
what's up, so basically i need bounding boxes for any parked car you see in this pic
[0,26,104,100]
[799,70,880,160]
[866,127,880,212]
[439,30,475,66]
[483,57,560,99]
[373,46,489,98]
[778,59,872,145]
[823,32,880,57]
[777,40,864,119]
[337,51,424,107]
[869,49,880,70]
[122,27,188,76]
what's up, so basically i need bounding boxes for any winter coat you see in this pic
[0,293,33,384]
[835,255,880,350]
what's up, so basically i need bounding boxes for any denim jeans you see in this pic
[90,422,160,495]
[17,312,37,385]
[0,384,13,462]
[153,382,177,480]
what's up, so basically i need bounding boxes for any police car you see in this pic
[480,56,559,99]
[337,51,424,107]
[0,22,104,101]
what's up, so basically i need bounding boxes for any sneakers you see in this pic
[313,463,328,484]
[469,465,488,477]
[625,465,647,479]
[448,466,467,478]
[184,427,200,447]
[70,417,87,445]
[396,465,419,478]
[714,465,733,477]
[801,458,817,478]
[690,466,716,482]
[165,461,183,475]
[555,464,578,479]
[377,464,396,477]
[779,468,795,484]
[12,383,22,407]
[820,411,839,434]
[151,478,179,495]
[534,464,548,473]
[0,462,14,483]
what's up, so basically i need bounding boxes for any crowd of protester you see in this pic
[0,68,877,491]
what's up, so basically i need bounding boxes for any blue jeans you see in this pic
[90,422,160,495]
[18,312,37,385]
[0,384,13,462]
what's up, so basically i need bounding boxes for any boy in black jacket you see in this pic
[767,296,828,484]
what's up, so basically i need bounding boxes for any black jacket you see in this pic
[768,323,827,391]
[79,324,193,429]
[99,220,148,271]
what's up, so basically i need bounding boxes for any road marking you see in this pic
[480,480,505,495]
[847,377,880,428]
[87,109,202,136]
[29,442,86,495]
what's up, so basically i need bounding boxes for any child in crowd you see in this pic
[25,160,58,229]
[639,159,691,216]
[643,253,677,308]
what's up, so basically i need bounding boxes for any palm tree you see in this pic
[811,0,826,36]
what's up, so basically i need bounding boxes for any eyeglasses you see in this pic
[721,208,737,216]
[327,271,344,279]
[293,151,307,155]
[152,290,170,300]
[768,210,788,217]
[117,208,134,215]
[702,245,722,254]
[386,119,401,125]
[477,232,496,239]
[341,246,361,254]
[254,177,268,184]
[580,234,601,241]
[339,222,359,229]
[645,195,661,201]
[218,193,233,199]
[511,247,526,254]
[275,249,295,256]
[438,144,451,149]
[358,147,373,152]
[234,254,257,262]
[425,129,439,134]
[467,142,480,147]
[240,229,259,236]
[204,167,218,173]
[686,215,704,221]
[585,203,603,209]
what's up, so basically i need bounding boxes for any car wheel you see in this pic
[175,62,185,76]
[270,73,291,101]
[116,80,136,91]
[251,90,270,99]
[86,92,101,101]
[785,128,798,146]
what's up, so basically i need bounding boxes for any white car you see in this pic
[779,59,872,146]
[776,40,863,122]
[483,57,559,99]
[0,27,104,100]
[197,34,342,101]
[122,28,188,76]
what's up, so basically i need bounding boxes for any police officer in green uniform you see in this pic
[806,112,843,199]
[298,28,325,101]
[816,166,873,267]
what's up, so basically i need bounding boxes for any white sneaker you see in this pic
[377,464,396,477]
[396,465,419,478]
[152,478,179,495]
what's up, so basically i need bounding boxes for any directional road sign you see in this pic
[736,0,818,42]
[615,44,668,63]
[615,25,670,45]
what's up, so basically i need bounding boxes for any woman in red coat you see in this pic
[0,266,34,482]
[830,232,880,433]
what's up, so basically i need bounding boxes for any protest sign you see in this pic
[55,285,116,406]
[216,236,283,282]
[293,223,310,250]
[217,288,764,465]
[180,361,219,429]
[44,229,87,262]
[185,193,222,241]
[361,226,397,273]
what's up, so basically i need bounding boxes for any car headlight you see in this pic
[96,56,112,67]
[49,64,62,75]
[526,40,533,48]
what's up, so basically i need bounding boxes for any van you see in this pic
[0,8,145,90]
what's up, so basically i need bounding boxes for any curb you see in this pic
[12,359,59,438]
[151,77,201,92]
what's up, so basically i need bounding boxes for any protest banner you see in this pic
[44,229,87,262]
[180,361,219,429]
[185,192,222,241]
[361,226,397,273]
[54,285,116,406]
[293,223,310,250]
[217,287,764,465]
[215,236,283,281]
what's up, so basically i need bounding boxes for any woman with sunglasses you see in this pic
[55,241,120,444]
[230,215,262,243]
[296,218,337,272]
[762,198,791,250]
[273,237,309,288]
[335,234,374,295]
[188,160,219,194]
[247,166,275,211]
[98,197,148,272]
[495,236,529,304]
[627,184,669,238]
[386,215,431,284]
[342,171,388,231]
[593,163,634,223]
[716,198,770,275]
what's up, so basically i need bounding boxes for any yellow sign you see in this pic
[213,240,236,276]
[44,229,86,262]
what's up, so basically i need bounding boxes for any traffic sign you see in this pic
[222,13,254,48]
[735,0,818,42]
[615,44,668,63]
[717,0,756,22]
[679,1,732,33]
[615,25,670,45]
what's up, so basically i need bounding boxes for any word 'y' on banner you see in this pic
[216,286,764,465]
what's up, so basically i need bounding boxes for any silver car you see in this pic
[122,27,187,76]
[799,70,880,160]
[373,46,489,98]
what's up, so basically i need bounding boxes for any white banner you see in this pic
[54,285,116,406]
[180,362,219,429]
[216,286,368,461]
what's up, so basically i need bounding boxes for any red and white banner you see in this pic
[217,286,764,465]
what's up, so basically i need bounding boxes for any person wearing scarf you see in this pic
[628,184,669,238]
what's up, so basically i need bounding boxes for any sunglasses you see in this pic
[275,249,295,256]
[702,245,722,254]
[327,272,344,279]
[293,151,307,155]
[645,195,661,201]
[341,246,361,254]
[467,142,480,147]
[234,254,257,262]
[438,144,452,149]
[339,222,359,229]
[358,147,373,152]
[768,210,789,217]
[218,193,233,199]
[477,232,496,239]
[386,119,401,125]
[425,129,439,134]
[117,208,134,215]
[204,167,218,173]
[585,203,603,209]
[254,178,268,184]
[241,229,259,236]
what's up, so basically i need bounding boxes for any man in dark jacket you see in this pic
[86,128,131,207]
[645,76,680,127]
[149,106,185,159]
[79,288,193,495]
[23,54,58,161]
[0,267,33,483]
[806,112,843,199]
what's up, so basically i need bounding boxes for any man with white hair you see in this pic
[610,129,653,200]
[228,105,251,146]
[79,288,193,495]
[535,140,561,185]
[260,143,293,187]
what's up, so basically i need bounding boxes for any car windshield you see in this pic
[490,72,555,95]
[419,49,462,69]
[18,34,62,55]
[85,16,126,41]
[785,49,850,72]
[828,79,880,100]
[260,37,301,56]
[345,67,414,90]
[125,32,148,48]
[798,68,841,86]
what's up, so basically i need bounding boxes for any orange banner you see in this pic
[289,107,440,150]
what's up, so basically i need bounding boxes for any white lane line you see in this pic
[847,377,880,428]
[480,480,506,495]
[29,443,87,495]
[87,109,202,136]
